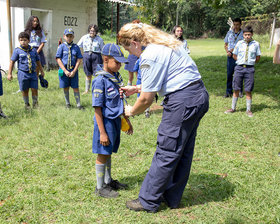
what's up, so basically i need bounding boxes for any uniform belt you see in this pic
[84,51,100,53]
[239,64,254,68]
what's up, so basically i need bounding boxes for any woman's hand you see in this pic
[124,104,133,117]
[120,85,139,97]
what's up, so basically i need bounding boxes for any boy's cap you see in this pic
[102,43,128,63]
[64,28,74,35]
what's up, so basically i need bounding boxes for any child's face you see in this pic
[175,27,183,37]
[89,27,96,38]
[233,22,241,31]
[243,32,253,42]
[64,34,74,44]
[32,17,39,28]
[104,56,121,74]
[19,37,30,48]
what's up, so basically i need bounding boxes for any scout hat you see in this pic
[64,28,74,35]
[102,43,128,63]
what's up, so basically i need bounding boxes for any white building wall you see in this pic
[0,0,97,70]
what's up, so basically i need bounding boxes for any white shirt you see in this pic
[77,34,104,53]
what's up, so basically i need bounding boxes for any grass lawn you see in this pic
[0,37,279,223]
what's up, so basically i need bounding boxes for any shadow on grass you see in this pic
[195,56,280,106]
[181,173,235,207]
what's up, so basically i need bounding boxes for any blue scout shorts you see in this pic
[83,52,102,76]
[59,70,79,89]
[124,54,138,72]
[233,65,255,92]
[18,70,38,91]
[92,116,121,155]
[0,71,3,96]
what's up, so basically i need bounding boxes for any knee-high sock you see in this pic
[74,92,81,107]
[246,98,252,111]
[96,164,105,189]
[231,97,238,110]
[104,158,112,184]
[64,90,70,105]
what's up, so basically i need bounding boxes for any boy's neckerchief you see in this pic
[234,30,242,43]
[244,39,253,62]
[18,45,33,73]
[64,42,74,70]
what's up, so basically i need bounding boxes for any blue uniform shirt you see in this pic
[140,44,201,96]
[29,30,47,48]
[92,65,124,119]
[133,59,141,82]
[11,45,39,72]
[224,29,244,50]
[77,34,104,53]
[56,42,83,70]
[233,40,261,65]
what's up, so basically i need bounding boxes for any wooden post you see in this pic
[270,13,276,49]
[111,3,113,34]
[6,0,13,59]
[116,3,120,44]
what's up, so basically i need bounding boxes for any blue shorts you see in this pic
[124,54,138,72]
[233,65,255,92]
[92,116,121,155]
[59,70,79,89]
[0,72,3,96]
[83,52,102,76]
[17,70,38,91]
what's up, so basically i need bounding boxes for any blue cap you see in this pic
[64,28,74,35]
[102,43,128,63]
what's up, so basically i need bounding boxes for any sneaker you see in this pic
[223,93,232,98]
[95,185,119,198]
[25,103,31,110]
[224,108,235,114]
[145,111,150,118]
[107,179,128,190]
[77,105,85,110]
[246,110,253,117]
[126,198,156,213]
[0,110,7,119]
[66,104,72,109]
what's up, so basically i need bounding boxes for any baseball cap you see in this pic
[102,43,128,63]
[64,28,74,35]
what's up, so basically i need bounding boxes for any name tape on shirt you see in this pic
[140,64,151,70]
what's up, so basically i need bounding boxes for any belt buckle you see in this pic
[89,51,92,55]
[243,65,246,68]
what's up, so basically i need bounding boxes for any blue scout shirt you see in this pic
[11,45,39,72]
[133,59,141,82]
[92,65,124,119]
[224,29,244,50]
[140,44,201,97]
[29,30,47,48]
[77,34,104,53]
[233,40,261,66]
[56,42,83,70]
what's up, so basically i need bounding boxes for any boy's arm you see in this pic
[124,115,133,135]
[256,55,260,63]
[36,61,45,77]
[69,58,82,78]
[7,60,15,81]
[56,58,70,77]
[94,107,110,146]
[232,54,237,61]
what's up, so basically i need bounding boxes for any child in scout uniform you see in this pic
[7,32,45,109]
[0,66,7,118]
[56,28,84,109]
[225,26,261,117]
[92,43,133,198]
[77,24,104,94]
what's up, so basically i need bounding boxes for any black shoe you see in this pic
[0,110,7,119]
[77,105,85,110]
[25,103,31,110]
[223,93,232,98]
[66,104,72,109]
[107,179,128,190]
[95,185,119,198]
[126,198,156,213]
[145,111,150,118]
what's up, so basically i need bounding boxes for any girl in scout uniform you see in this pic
[56,28,84,109]
[92,43,133,198]
[224,26,261,117]
[8,32,45,109]
[172,25,190,54]
[24,16,47,75]
[77,24,104,94]
[118,23,209,213]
